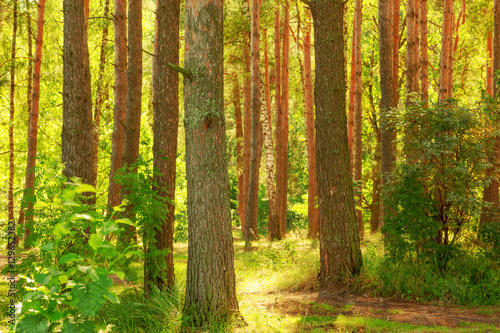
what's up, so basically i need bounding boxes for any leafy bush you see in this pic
[383,101,488,270]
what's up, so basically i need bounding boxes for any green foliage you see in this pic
[11,184,138,332]
[383,101,488,270]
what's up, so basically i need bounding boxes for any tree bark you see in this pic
[419,0,429,105]
[62,0,95,193]
[241,28,251,241]
[107,0,127,214]
[348,24,355,173]
[92,0,111,187]
[145,0,179,294]
[311,0,363,285]
[277,0,290,238]
[263,28,279,241]
[233,75,245,238]
[303,12,319,239]
[406,0,420,102]
[392,0,400,106]
[8,0,17,248]
[20,0,45,248]
[379,0,395,228]
[438,0,454,102]
[487,30,493,97]
[354,0,363,239]
[182,0,240,323]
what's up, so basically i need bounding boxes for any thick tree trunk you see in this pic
[8,0,17,248]
[303,13,319,239]
[92,0,111,185]
[20,0,45,248]
[241,32,251,241]
[311,0,362,285]
[107,0,127,213]
[182,0,239,323]
[277,0,290,238]
[146,0,179,293]
[406,0,420,102]
[438,0,454,102]
[262,28,279,241]
[62,0,95,193]
[119,0,142,244]
[379,0,395,228]
[354,0,363,239]
[420,0,429,105]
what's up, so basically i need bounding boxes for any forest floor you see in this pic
[1,232,500,332]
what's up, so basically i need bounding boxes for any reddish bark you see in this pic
[354,0,363,239]
[107,0,127,213]
[241,31,251,240]
[393,0,400,105]
[406,0,420,102]
[348,22,355,173]
[420,0,429,105]
[303,12,319,239]
[487,30,493,97]
[438,0,454,102]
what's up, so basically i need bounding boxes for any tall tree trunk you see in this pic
[241,30,251,241]
[146,0,179,293]
[393,0,400,106]
[420,0,429,105]
[487,30,493,97]
[480,0,500,231]
[182,0,240,323]
[438,0,454,102]
[234,76,245,234]
[92,0,111,186]
[20,0,45,248]
[8,0,17,248]
[348,24,355,173]
[62,0,95,196]
[311,0,362,285]
[379,0,395,228]
[354,0,363,239]
[303,12,319,239]
[263,28,279,241]
[277,0,290,238]
[406,0,420,102]
[120,0,142,243]
[17,0,33,246]
[107,0,127,214]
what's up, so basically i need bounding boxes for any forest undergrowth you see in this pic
[3,229,496,332]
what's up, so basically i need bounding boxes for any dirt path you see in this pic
[265,290,500,329]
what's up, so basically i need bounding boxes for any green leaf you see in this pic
[74,184,96,194]
[16,314,48,333]
[58,253,83,266]
[72,213,92,221]
[34,273,50,286]
[110,270,125,281]
[58,274,69,284]
[40,243,54,252]
[61,319,95,333]
[70,283,107,316]
[45,310,63,322]
[115,218,135,226]
[88,234,104,251]
[53,223,71,238]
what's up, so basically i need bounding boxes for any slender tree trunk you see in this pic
[92,0,110,186]
[182,0,240,323]
[241,30,251,241]
[120,0,142,243]
[406,0,420,102]
[348,24,355,173]
[107,0,127,214]
[8,0,18,248]
[145,0,179,293]
[20,0,45,248]
[438,0,454,102]
[262,28,279,240]
[234,76,245,237]
[277,0,290,237]
[311,0,362,285]
[303,12,319,239]
[62,0,95,196]
[487,30,493,97]
[420,0,429,105]
[17,0,33,246]
[480,0,500,231]
[393,0,400,106]
[379,0,395,228]
[354,0,363,239]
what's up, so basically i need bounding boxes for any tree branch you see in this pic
[168,63,193,80]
